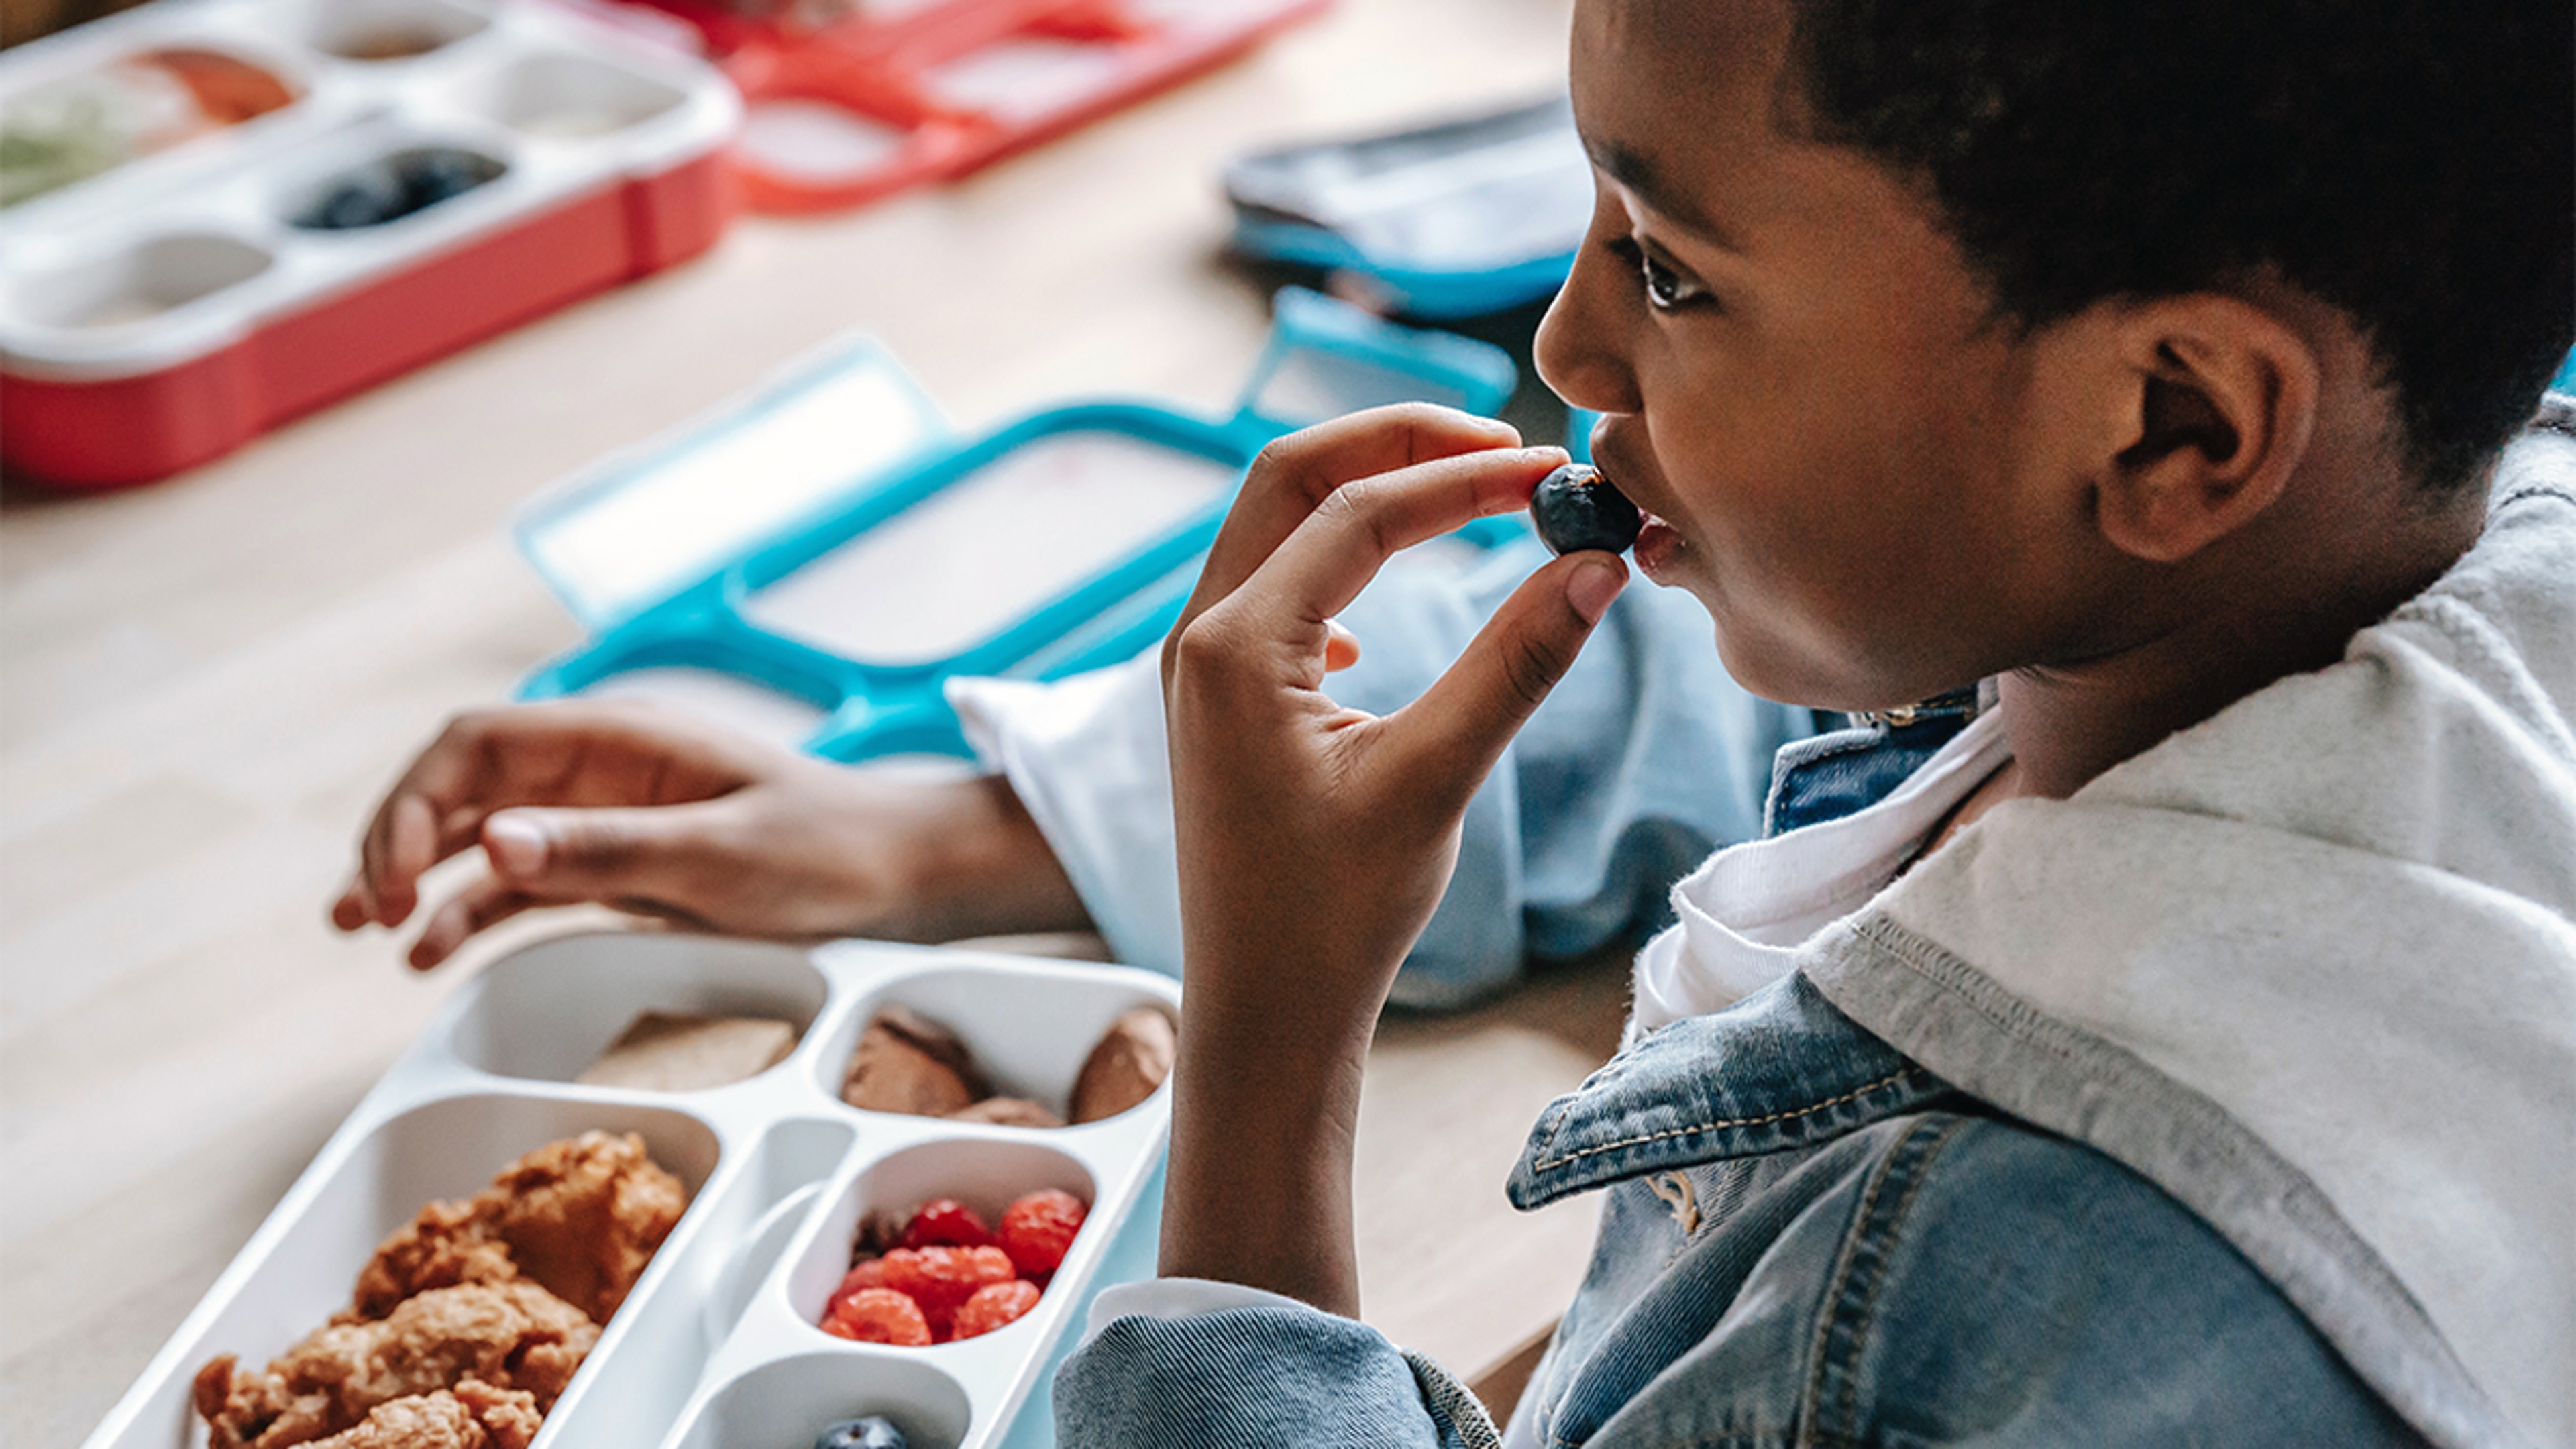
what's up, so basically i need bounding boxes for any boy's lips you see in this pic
[1587,428,1683,577]
[1631,513,1682,580]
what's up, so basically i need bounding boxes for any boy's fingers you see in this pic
[376,793,442,925]
[406,800,741,968]
[1322,619,1361,673]
[480,802,738,905]
[1244,445,1566,632]
[346,699,757,929]
[1183,406,1523,628]
[1380,553,1627,804]
[409,876,537,971]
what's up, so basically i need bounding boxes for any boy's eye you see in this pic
[1605,236,1705,311]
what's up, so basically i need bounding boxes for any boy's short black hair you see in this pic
[1784,0,2575,491]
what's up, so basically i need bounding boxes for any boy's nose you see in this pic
[1534,227,1646,419]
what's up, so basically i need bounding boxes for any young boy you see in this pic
[1061,1,2573,1446]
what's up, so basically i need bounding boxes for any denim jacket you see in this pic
[1056,700,2418,1448]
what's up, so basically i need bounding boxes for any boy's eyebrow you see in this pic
[1587,138,1741,250]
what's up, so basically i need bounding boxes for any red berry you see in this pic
[833,1258,891,1300]
[951,1279,1043,1340]
[875,1245,1016,1338]
[998,1189,1087,1279]
[822,1287,932,1346]
[899,1197,994,1250]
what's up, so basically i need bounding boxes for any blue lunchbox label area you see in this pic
[511,290,1521,762]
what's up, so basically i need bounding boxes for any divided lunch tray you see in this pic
[0,0,741,489]
[512,286,1523,761]
[81,932,1184,1449]
[640,0,1328,214]
[1225,94,1587,320]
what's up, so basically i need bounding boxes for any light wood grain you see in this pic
[0,0,1613,1440]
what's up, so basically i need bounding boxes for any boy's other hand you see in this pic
[1157,404,1626,1311]
[331,699,1087,969]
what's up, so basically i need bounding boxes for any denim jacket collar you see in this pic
[1505,970,1948,1210]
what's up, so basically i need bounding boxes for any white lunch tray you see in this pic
[78,932,1182,1449]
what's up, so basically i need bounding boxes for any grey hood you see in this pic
[1800,402,2576,1449]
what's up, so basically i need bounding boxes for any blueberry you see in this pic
[396,150,491,211]
[813,1416,908,1449]
[301,169,405,229]
[1527,463,1642,555]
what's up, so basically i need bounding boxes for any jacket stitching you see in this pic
[1849,919,2093,1073]
[1825,1118,1968,1438]
[1529,1067,1927,1173]
[1799,1116,1970,1448]
[1796,1126,1902,1448]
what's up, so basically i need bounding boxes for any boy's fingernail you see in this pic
[484,814,547,877]
[1567,558,1625,624]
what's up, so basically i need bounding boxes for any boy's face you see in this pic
[1536,0,2119,712]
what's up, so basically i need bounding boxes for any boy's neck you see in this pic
[1984,476,2489,809]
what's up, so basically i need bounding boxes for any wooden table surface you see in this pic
[0,0,1633,1441]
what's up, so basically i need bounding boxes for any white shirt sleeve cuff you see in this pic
[1078,1276,1324,1348]
[945,652,1184,975]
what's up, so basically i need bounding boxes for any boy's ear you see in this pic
[2092,295,2321,565]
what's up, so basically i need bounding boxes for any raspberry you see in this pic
[898,1198,994,1251]
[822,1287,931,1346]
[998,1189,1087,1279]
[950,1279,1043,1340]
[833,1258,892,1299]
[875,1245,1016,1338]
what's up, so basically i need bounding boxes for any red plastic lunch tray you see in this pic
[0,0,743,490]
[634,0,1330,214]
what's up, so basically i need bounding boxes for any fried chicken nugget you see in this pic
[299,1381,543,1449]
[351,1130,686,1323]
[193,1282,597,1449]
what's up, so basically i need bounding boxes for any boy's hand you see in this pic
[332,699,1087,969]
[1157,405,1627,1312]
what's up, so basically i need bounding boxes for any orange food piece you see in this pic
[951,1280,1043,1340]
[998,1190,1087,1280]
[874,1246,1015,1338]
[831,1258,891,1302]
[822,1288,932,1346]
[898,1198,994,1250]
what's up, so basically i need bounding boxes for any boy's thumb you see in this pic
[481,813,551,879]
[482,806,711,900]
[1390,553,1626,797]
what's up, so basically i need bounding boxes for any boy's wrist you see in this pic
[1162,1032,1371,1313]
[858,771,1093,941]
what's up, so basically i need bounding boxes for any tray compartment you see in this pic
[284,142,509,231]
[672,1351,973,1449]
[545,1118,859,1448]
[307,0,494,62]
[737,428,1235,667]
[822,958,1179,1126]
[0,42,305,211]
[788,1136,1099,1334]
[1,230,272,331]
[464,50,690,139]
[91,1091,719,1449]
[447,931,829,1087]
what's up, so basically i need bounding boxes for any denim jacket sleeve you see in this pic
[1055,1305,1502,1449]
[1054,1112,2418,1449]
[952,532,1821,1008]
